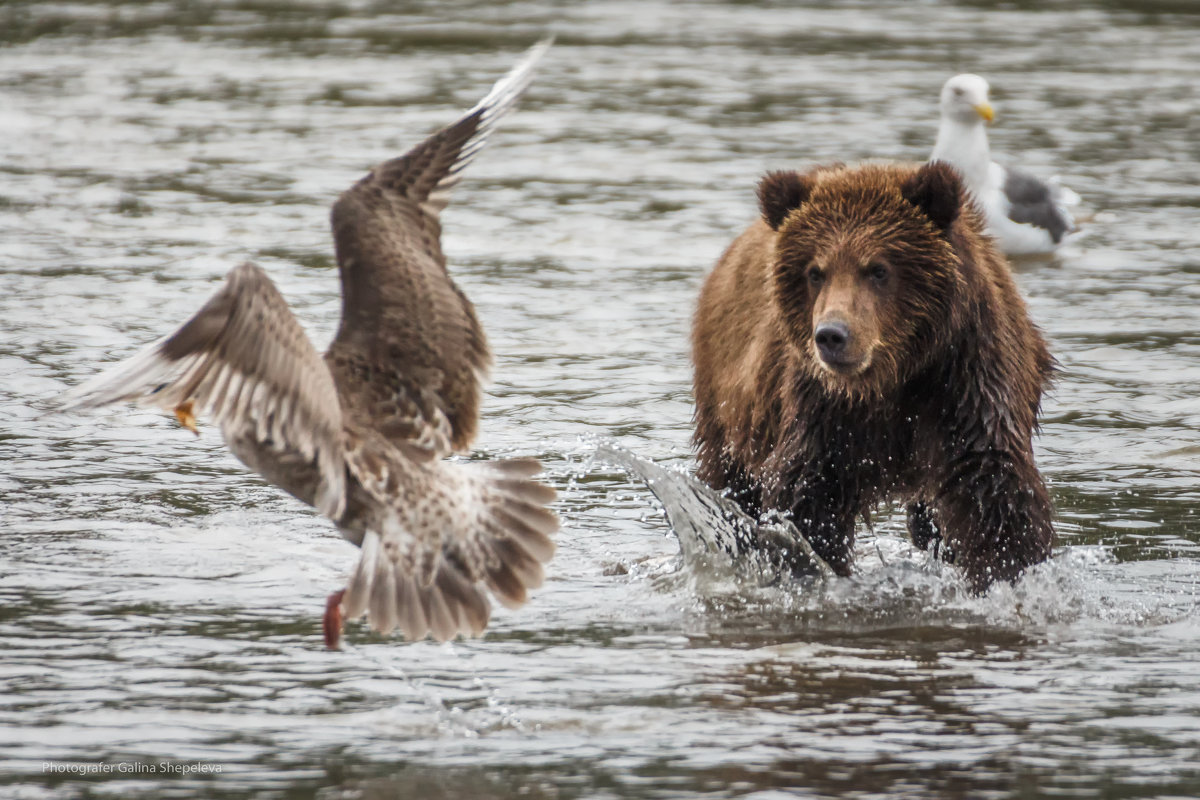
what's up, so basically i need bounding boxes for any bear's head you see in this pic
[759,161,968,397]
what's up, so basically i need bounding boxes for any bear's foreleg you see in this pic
[906,501,938,550]
[907,501,952,558]
[718,458,764,520]
[775,473,858,577]
[934,450,1053,593]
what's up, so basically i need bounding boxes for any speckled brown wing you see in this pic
[63,262,347,519]
[324,40,550,455]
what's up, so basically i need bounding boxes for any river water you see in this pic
[2,1,1199,798]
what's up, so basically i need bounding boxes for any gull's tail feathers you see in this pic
[341,457,558,642]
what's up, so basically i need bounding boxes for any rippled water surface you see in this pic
[3,1,1200,798]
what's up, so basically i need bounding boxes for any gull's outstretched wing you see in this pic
[324,39,551,456]
[63,262,347,519]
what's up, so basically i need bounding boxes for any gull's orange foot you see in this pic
[323,589,345,650]
[173,401,199,435]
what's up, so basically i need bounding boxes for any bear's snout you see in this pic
[814,320,851,363]
[812,311,873,374]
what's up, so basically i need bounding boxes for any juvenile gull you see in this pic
[931,73,1080,256]
[64,40,558,649]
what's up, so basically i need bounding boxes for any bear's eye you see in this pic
[866,263,889,284]
[807,268,824,287]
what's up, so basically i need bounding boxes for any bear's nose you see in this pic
[814,321,850,362]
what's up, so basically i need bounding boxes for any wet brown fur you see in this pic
[691,161,1055,592]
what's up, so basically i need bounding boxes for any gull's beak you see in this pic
[974,102,995,122]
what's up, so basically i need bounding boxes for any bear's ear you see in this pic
[901,161,962,231]
[758,170,815,231]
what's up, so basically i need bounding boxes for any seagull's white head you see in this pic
[940,73,994,125]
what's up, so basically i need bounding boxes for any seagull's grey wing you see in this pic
[64,262,347,518]
[1002,166,1077,244]
[324,39,550,456]
[339,452,558,642]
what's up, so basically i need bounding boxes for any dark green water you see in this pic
[2,1,1199,798]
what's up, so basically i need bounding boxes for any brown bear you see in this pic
[691,161,1054,592]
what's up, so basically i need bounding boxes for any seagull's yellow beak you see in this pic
[974,102,995,122]
[174,401,200,436]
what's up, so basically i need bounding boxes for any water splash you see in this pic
[596,442,832,586]
[595,441,1195,636]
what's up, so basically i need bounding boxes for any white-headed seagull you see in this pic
[931,73,1080,256]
